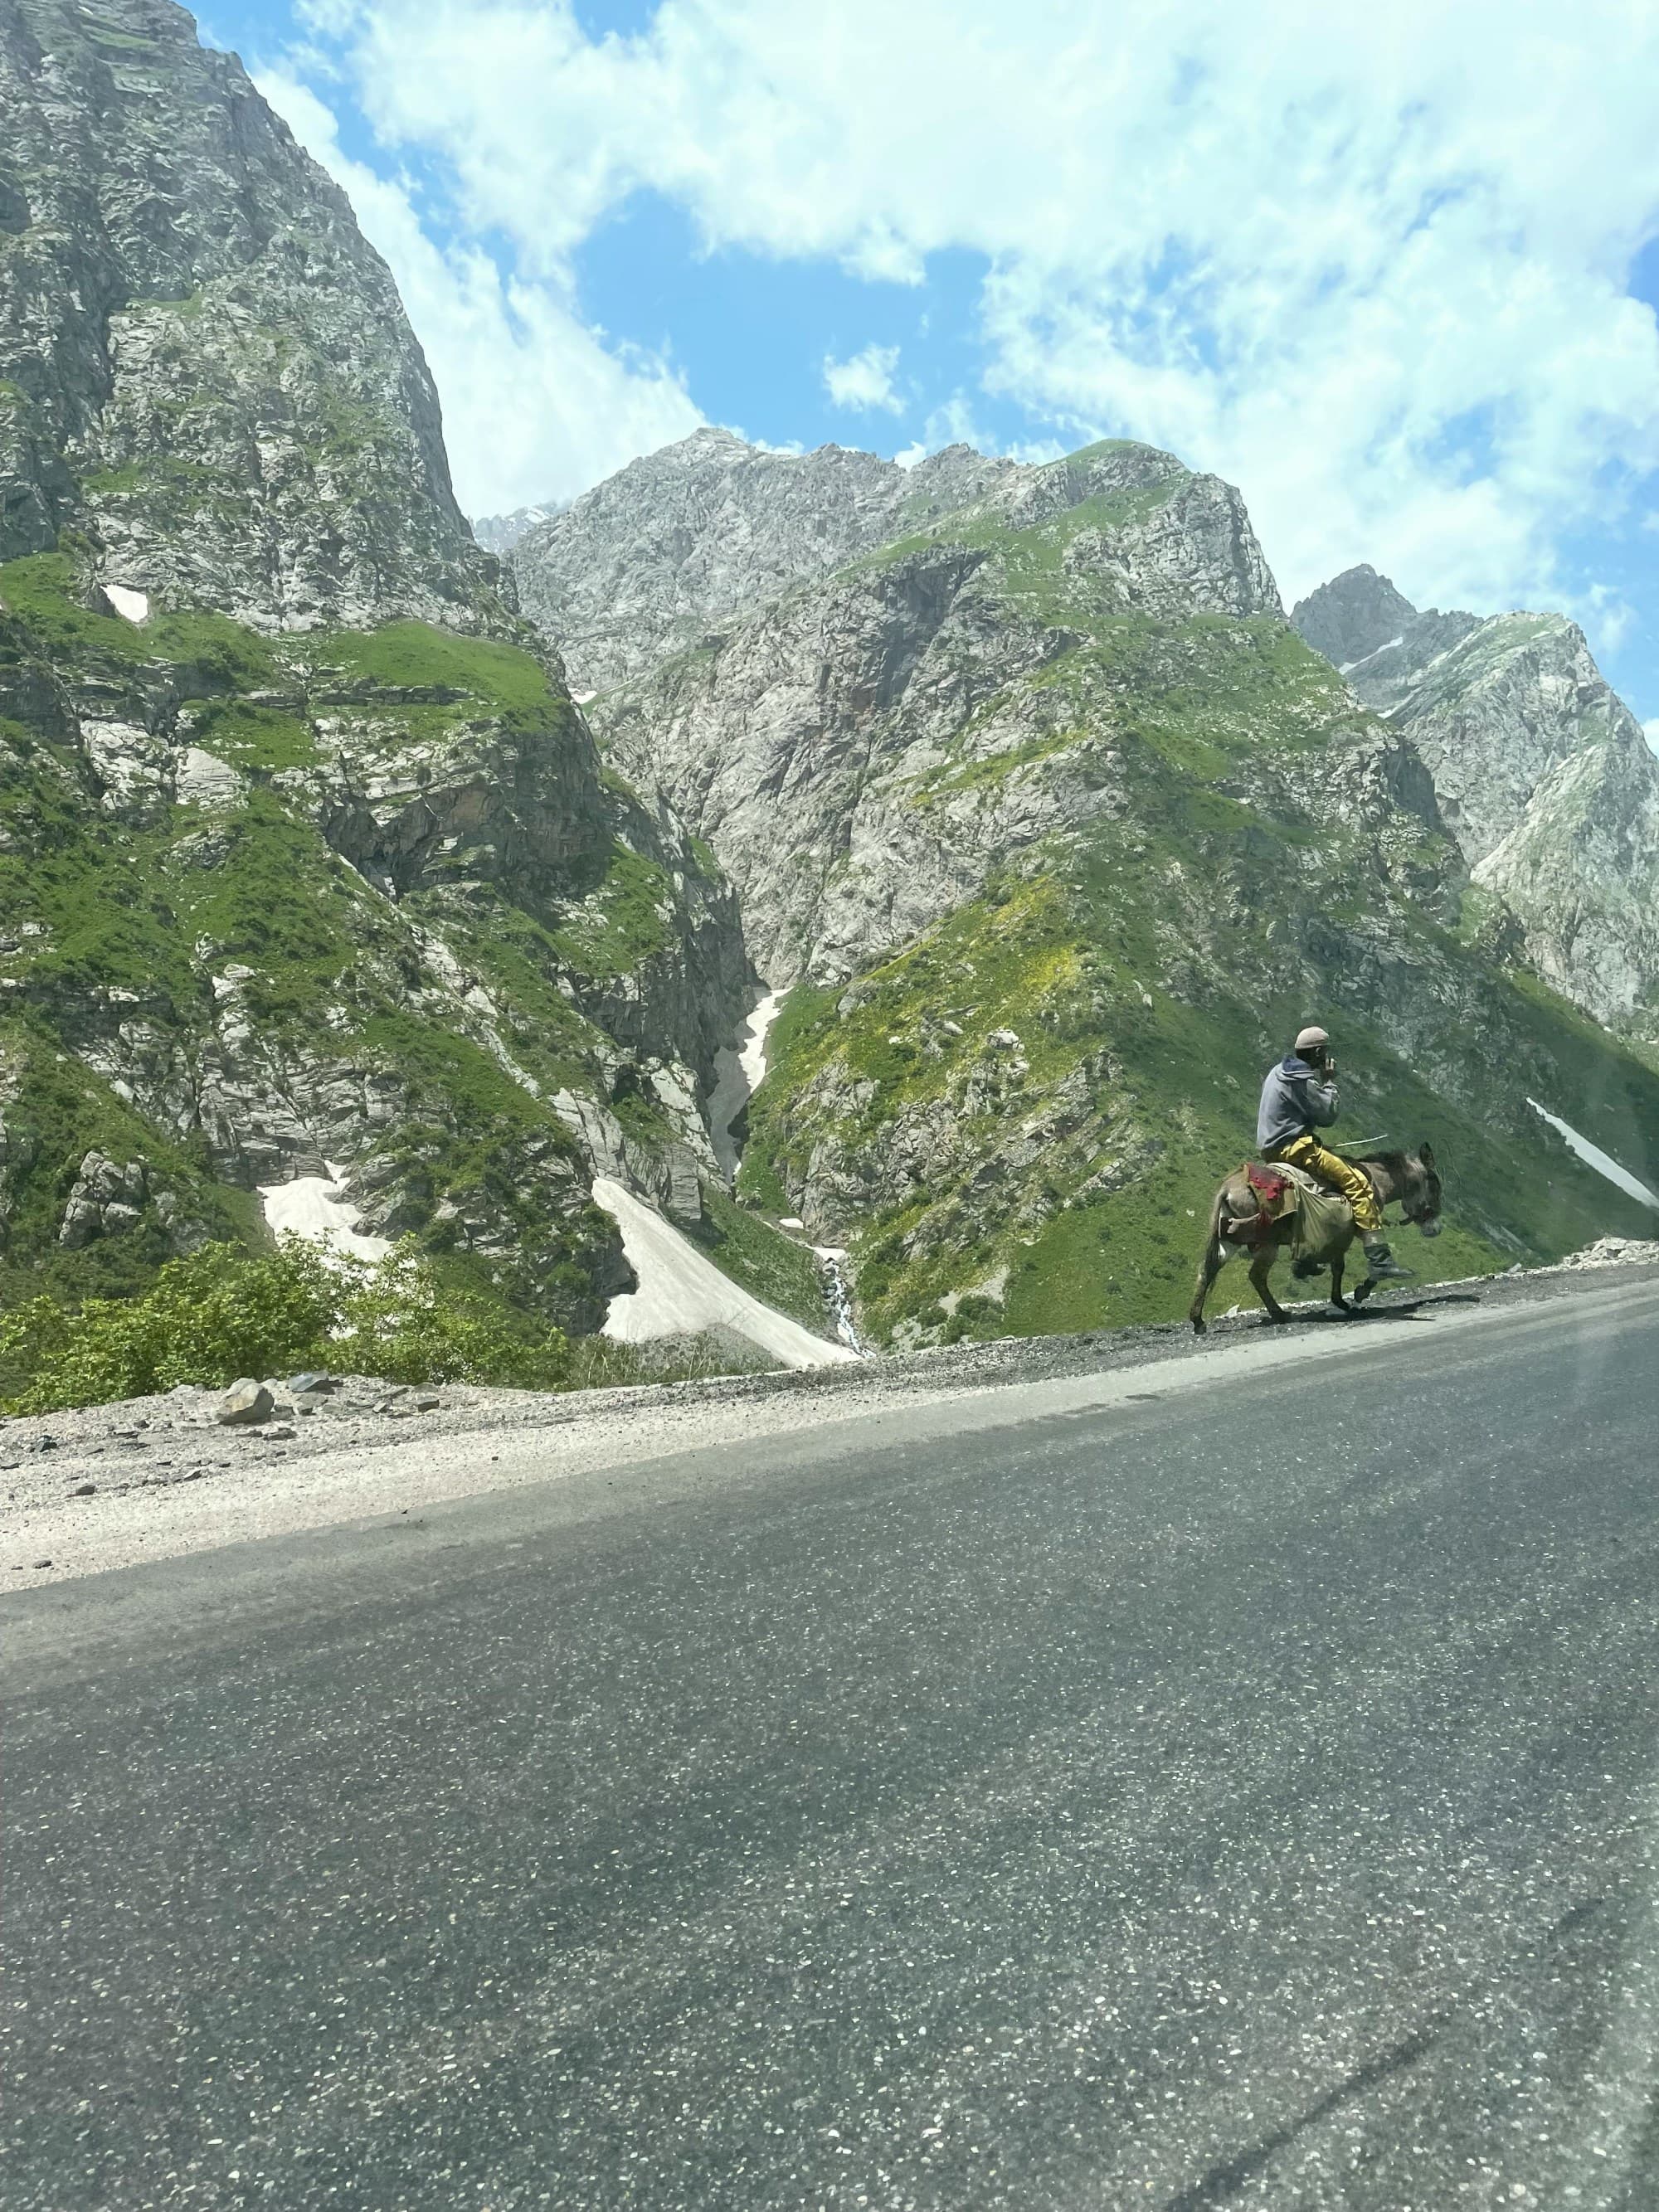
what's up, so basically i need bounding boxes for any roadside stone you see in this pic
[292,1393,326,1415]
[216,1379,274,1427]
[290,1372,339,1395]
[69,1482,96,1497]
[262,1424,296,1441]
[413,1393,442,1412]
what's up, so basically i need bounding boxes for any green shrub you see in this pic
[0,1237,569,1412]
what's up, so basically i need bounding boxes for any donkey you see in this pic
[1188,1145,1443,1334]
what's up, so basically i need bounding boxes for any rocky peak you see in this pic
[1292,566,1480,712]
[1292,564,1418,668]
[470,500,567,557]
[1298,557,1659,1037]
[588,438,1286,990]
[0,0,507,634]
[507,428,1265,695]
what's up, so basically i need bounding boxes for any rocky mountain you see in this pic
[471,501,567,559]
[1,0,508,636]
[1292,567,1659,1037]
[508,427,1026,693]
[556,438,1659,1344]
[591,440,1282,987]
[0,0,803,1343]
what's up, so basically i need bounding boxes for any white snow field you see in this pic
[1530,1101,1659,1212]
[591,1175,857,1369]
[258,1163,393,1262]
[104,583,149,623]
[706,988,786,1178]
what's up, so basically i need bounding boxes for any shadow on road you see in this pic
[1285,1290,1485,1329]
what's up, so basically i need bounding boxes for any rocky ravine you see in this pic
[1293,566,1659,1038]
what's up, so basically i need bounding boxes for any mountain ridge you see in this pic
[1293,565,1659,1038]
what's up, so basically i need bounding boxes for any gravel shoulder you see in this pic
[4,1248,1657,1588]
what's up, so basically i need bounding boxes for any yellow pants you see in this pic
[1267,1135,1382,1232]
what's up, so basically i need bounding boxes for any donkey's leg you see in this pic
[1329,1248,1350,1315]
[1189,1231,1228,1334]
[1248,1247,1291,1325]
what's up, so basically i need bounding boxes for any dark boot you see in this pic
[1362,1236,1413,1282]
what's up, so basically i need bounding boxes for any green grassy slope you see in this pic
[0,553,737,1332]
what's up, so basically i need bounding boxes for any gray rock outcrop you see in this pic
[1294,569,1659,1033]
[509,429,1033,693]
[0,0,508,634]
[588,444,1282,988]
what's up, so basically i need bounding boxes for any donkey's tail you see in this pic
[1188,1181,1235,1335]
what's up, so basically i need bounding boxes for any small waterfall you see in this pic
[815,1245,864,1354]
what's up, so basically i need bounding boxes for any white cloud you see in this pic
[1645,719,1659,755]
[823,343,904,414]
[279,0,1659,620]
[1582,584,1637,654]
[254,69,702,517]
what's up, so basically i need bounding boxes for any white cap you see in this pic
[1295,1025,1330,1053]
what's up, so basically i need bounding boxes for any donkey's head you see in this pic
[1403,1141,1443,1236]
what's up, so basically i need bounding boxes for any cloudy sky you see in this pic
[204,0,1659,730]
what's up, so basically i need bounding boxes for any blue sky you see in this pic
[204,1,1659,732]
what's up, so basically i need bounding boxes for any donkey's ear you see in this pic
[1418,1140,1436,1169]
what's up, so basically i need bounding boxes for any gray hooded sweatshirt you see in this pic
[1257,1053,1340,1153]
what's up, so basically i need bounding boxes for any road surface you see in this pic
[7,1276,1659,2208]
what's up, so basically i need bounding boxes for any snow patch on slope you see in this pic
[592,1175,857,1368]
[260,1162,392,1262]
[1529,1101,1659,1213]
[707,987,786,1179]
[104,584,149,624]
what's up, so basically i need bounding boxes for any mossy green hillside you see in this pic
[750,858,1659,1343]
[548,842,678,978]
[0,558,564,733]
[0,562,734,1332]
[299,622,563,728]
[745,634,1659,1347]
[0,1025,258,1325]
[0,552,279,683]
[686,1184,834,1336]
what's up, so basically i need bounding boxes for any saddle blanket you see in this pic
[1234,1158,1353,1263]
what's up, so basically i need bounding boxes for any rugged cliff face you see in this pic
[0,0,508,635]
[591,442,1282,987]
[508,427,1028,694]
[1293,567,1659,1038]
[0,0,760,1331]
[557,441,1659,1344]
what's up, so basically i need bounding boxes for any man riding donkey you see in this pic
[1258,1025,1411,1287]
[1188,1023,1443,1333]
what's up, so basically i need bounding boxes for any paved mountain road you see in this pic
[7,1277,1659,2209]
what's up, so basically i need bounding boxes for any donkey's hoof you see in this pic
[1190,1315,1207,1337]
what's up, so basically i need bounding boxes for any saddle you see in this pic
[1229,1158,1353,1262]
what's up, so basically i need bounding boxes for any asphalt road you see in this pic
[7,1278,1659,2210]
